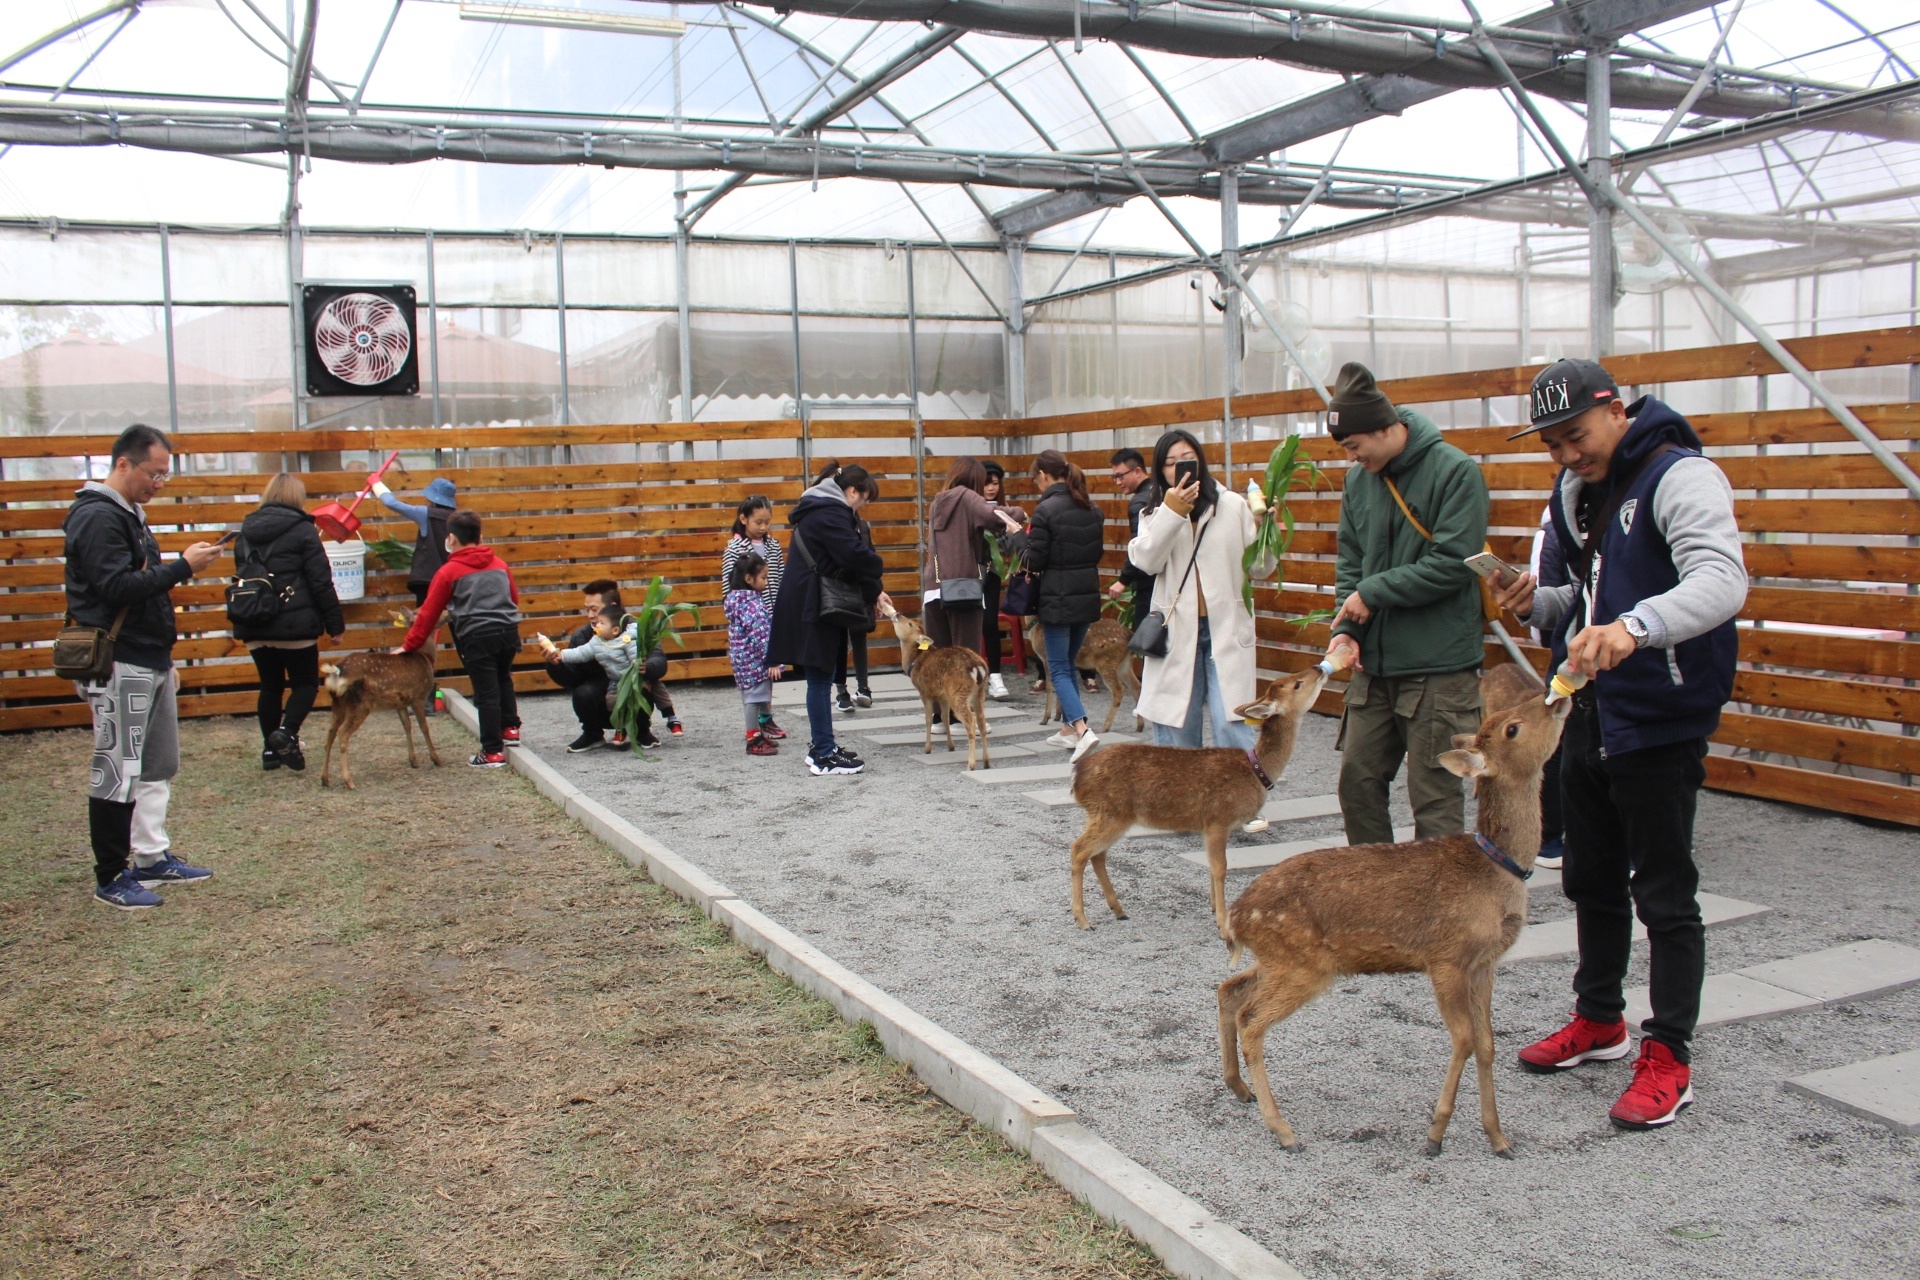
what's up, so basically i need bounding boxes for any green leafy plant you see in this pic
[1241,434,1326,612]
[985,526,1021,582]
[1102,587,1137,630]
[367,536,413,570]
[609,577,702,757]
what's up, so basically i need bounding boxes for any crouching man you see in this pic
[1495,359,1746,1130]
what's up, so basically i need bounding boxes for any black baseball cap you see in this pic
[1509,358,1620,439]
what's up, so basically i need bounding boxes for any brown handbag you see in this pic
[52,552,143,683]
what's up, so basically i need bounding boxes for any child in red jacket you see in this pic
[399,509,524,766]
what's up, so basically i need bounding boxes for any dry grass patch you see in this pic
[0,711,1166,1280]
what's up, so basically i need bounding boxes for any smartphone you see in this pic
[215,529,240,547]
[1464,551,1519,587]
[1174,458,1200,489]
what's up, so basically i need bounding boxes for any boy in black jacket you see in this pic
[64,424,222,911]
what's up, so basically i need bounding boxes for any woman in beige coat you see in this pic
[1126,429,1269,749]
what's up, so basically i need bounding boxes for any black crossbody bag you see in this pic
[790,527,875,633]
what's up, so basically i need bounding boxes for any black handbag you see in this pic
[791,528,875,633]
[999,567,1037,617]
[932,541,984,609]
[1128,517,1208,660]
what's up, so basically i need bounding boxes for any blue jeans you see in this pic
[804,663,836,753]
[1044,621,1091,727]
[1150,616,1255,750]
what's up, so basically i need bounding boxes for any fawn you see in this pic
[321,610,442,789]
[1028,616,1142,734]
[1216,685,1571,1158]
[888,612,992,770]
[1067,667,1325,939]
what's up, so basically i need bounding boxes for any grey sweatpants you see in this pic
[82,663,178,858]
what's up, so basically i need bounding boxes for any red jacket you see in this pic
[401,543,521,651]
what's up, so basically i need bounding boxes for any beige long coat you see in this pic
[1127,490,1266,729]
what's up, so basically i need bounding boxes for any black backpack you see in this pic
[225,531,300,627]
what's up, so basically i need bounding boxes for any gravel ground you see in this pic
[519,674,1919,1280]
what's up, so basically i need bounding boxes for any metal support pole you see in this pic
[1006,237,1027,419]
[674,228,693,424]
[1586,48,1616,359]
[285,163,305,433]
[1221,165,1241,485]
[425,229,441,434]
[158,224,178,434]
[906,242,925,565]
[789,239,806,475]
[554,231,570,429]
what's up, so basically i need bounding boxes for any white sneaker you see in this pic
[987,673,1009,700]
[1243,818,1270,834]
[1070,731,1099,763]
[1043,730,1076,748]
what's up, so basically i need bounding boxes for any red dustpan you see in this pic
[314,450,404,542]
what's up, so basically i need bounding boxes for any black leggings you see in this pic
[982,574,1003,674]
[252,645,321,743]
[835,628,870,692]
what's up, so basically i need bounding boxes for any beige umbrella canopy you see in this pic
[0,329,241,437]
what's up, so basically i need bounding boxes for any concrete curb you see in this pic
[442,691,1303,1280]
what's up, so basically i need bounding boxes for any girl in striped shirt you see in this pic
[722,495,783,607]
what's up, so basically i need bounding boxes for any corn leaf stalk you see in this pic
[609,577,701,757]
[1241,435,1326,613]
[367,536,414,570]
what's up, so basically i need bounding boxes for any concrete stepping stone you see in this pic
[1787,1048,1920,1135]
[1623,939,1920,1029]
[858,722,1061,747]
[828,705,1024,733]
[959,761,1076,784]
[908,741,1037,764]
[1177,826,1414,871]
[1500,892,1769,966]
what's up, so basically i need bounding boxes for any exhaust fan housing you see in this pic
[303,284,420,397]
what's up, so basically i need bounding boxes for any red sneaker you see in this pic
[1517,1013,1631,1074]
[668,719,685,737]
[1610,1040,1693,1129]
[758,718,788,740]
[501,725,521,745]
[746,732,779,757]
[611,731,629,748]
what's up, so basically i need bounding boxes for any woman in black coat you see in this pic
[229,473,345,772]
[766,462,887,776]
[1026,449,1106,760]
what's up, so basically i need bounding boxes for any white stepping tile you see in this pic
[1738,939,1920,1005]
[825,705,1024,732]
[1177,826,1414,872]
[908,742,1037,764]
[1787,1049,1920,1135]
[1026,788,1077,807]
[1624,973,1815,1031]
[960,761,1076,784]
[1499,892,1770,966]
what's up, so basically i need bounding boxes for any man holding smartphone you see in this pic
[1494,358,1745,1130]
[1321,362,1490,846]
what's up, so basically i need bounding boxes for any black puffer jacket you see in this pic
[1026,483,1105,626]
[62,483,193,671]
[229,501,345,642]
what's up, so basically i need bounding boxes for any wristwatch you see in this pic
[1620,614,1650,647]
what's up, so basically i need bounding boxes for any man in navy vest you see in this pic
[1494,358,1746,1131]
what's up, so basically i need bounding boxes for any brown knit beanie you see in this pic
[1327,362,1399,439]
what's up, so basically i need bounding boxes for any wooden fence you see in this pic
[1,326,1915,825]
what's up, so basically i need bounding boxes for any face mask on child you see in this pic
[444,537,458,555]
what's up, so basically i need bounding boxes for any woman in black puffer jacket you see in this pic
[229,473,345,772]
[1025,449,1106,760]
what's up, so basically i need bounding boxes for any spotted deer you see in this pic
[321,610,442,789]
[1216,682,1571,1158]
[1026,615,1142,733]
[888,611,992,770]
[1066,667,1326,939]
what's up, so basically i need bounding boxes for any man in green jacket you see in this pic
[1322,363,1491,845]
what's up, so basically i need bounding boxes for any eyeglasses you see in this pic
[138,465,171,482]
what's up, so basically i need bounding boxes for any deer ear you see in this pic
[1438,748,1492,778]
[1450,732,1478,751]
[1234,700,1276,722]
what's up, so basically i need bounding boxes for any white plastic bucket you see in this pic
[326,539,367,602]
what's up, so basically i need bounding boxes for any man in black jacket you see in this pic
[1107,448,1154,612]
[64,424,222,911]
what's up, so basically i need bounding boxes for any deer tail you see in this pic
[323,665,362,699]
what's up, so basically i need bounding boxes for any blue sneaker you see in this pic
[1536,836,1566,870]
[94,870,163,911]
[133,854,213,888]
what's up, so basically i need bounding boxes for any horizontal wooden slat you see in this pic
[1703,754,1920,826]
[1712,710,1920,776]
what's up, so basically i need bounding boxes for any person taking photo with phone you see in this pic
[1127,429,1269,753]
[1494,358,1745,1132]
[1321,362,1490,847]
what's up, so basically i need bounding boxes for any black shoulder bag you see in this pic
[1128,516,1208,659]
[790,527,875,633]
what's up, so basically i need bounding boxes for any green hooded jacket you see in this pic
[1332,408,1490,677]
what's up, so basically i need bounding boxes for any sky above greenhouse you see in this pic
[0,0,1914,256]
